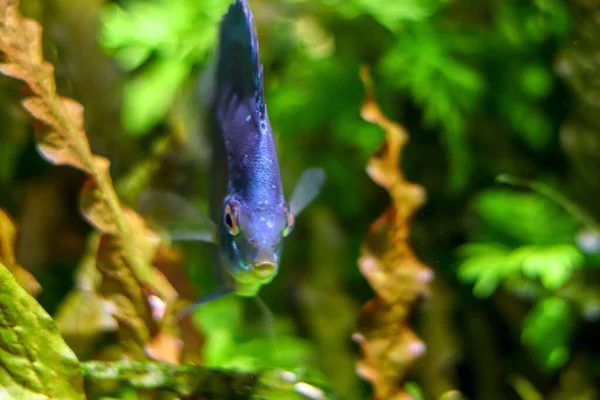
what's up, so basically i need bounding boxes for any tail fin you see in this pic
[215,0,265,117]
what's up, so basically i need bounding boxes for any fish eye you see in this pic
[224,204,240,235]
[282,207,295,237]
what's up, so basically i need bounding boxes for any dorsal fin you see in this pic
[216,0,265,118]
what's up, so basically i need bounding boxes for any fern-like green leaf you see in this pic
[457,243,516,297]
[458,243,584,297]
[511,245,584,290]
[378,26,484,191]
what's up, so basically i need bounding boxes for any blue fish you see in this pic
[139,0,325,313]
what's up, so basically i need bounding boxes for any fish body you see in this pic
[140,0,325,308]
[207,0,291,296]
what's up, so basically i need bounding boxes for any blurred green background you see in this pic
[1,0,600,399]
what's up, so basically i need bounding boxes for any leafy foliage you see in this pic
[378,26,484,191]
[471,189,579,245]
[1,0,600,399]
[0,0,178,361]
[457,189,585,296]
[0,260,84,399]
[521,297,573,370]
[457,186,588,296]
[194,295,315,371]
[100,0,230,135]
[81,359,332,399]
[52,234,119,358]
[0,1,337,398]
[375,0,567,191]
[458,243,584,298]
[456,186,589,372]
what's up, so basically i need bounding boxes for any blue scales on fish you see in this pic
[139,0,325,315]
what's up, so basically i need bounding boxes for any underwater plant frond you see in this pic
[0,0,177,359]
[354,67,433,400]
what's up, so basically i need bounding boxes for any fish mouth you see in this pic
[228,259,278,285]
[230,260,278,296]
[251,261,277,279]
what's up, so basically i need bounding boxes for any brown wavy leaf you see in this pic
[146,330,183,364]
[80,164,119,235]
[54,234,118,358]
[0,1,127,241]
[354,67,433,400]
[0,208,41,296]
[95,209,178,359]
[150,245,206,364]
[24,97,90,170]
[0,0,177,358]
[96,232,153,359]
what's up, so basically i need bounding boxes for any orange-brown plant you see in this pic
[0,0,177,360]
[354,67,433,400]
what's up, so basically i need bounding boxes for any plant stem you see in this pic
[81,360,257,399]
[81,360,332,400]
[497,174,600,234]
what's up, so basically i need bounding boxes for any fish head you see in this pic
[219,195,295,295]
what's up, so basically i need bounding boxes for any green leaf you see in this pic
[404,382,425,400]
[100,2,173,57]
[494,63,554,150]
[112,45,153,71]
[508,376,543,400]
[100,0,228,68]
[512,245,584,290]
[378,26,484,192]
[352,0,443,30]
[0,261,84,399]
[472,190,578,245]
[457,243,516,297]
[283,0,443,25]
[520,64,553,99]
[521,297,573,370]
[192,295,243,366]
[100,0,231,136]
[193,295,243,334]
[224,335,314,370]
[122,59,190,136]
[193,296,314,372]
[496,0,569,46]
[457,243,584,297]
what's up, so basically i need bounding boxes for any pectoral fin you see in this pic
[178,287,234,318]
[289,167,326,216]
[138,190,218,243]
